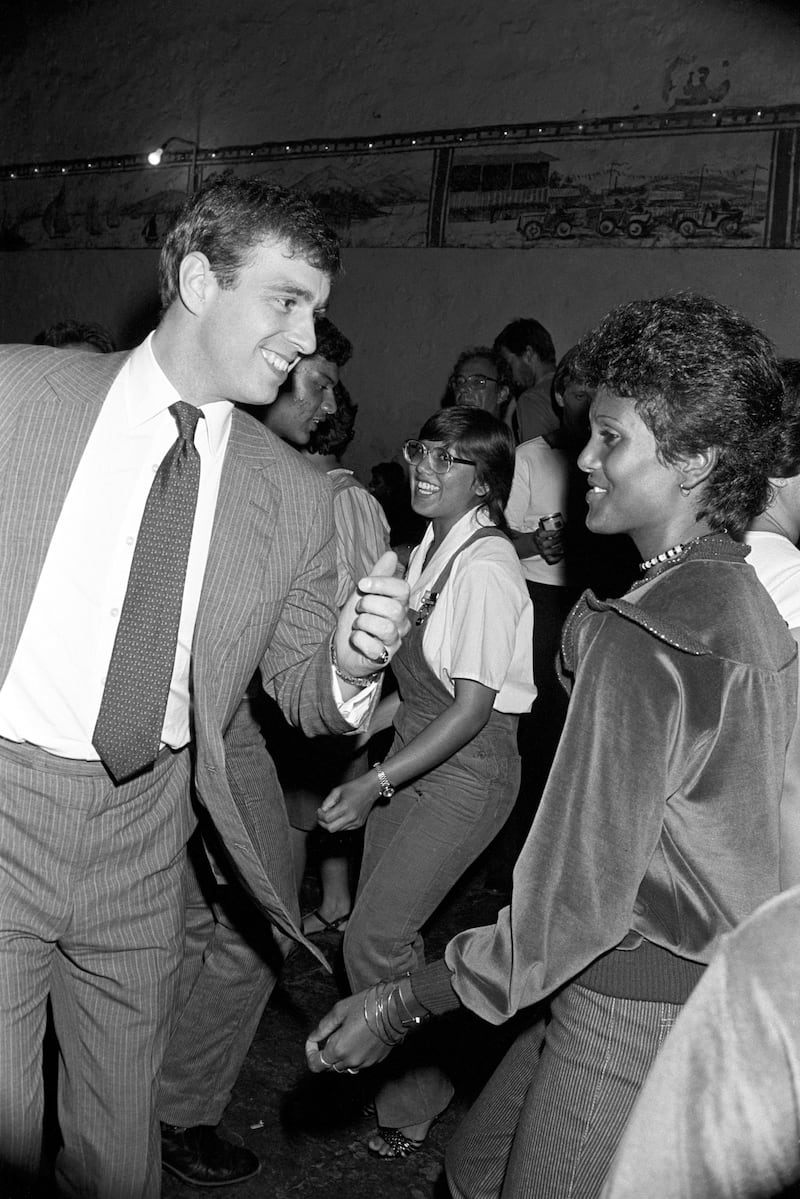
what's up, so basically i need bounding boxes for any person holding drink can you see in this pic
[483,428,576,895]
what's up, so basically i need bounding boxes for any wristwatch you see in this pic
[374,763,395,799]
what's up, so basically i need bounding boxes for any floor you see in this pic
[161,864,520,1199]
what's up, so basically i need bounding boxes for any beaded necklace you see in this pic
[638,531,727,577]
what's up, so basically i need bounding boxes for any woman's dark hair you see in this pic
[417,405,516,532]
[574,292,784,534]
[770,359,800,478]
[442,345,513,408]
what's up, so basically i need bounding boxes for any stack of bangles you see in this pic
[363,976,430,1046]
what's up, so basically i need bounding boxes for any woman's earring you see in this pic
[679,482,692,497]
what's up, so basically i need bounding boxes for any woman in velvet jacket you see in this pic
[305,293,798,1199]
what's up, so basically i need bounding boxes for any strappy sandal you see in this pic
[367,1126,426,1158]
[301,909,350,937]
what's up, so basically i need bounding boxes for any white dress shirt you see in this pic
[0,335,231,758]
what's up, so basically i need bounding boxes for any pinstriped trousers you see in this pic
[446,983,682,1199]
[0,738,192,1199]
[156,835,283,1127]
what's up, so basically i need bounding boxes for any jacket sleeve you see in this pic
[442,610,687,1023]
[257,479,350,739]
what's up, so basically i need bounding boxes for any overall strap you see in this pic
[424,526,508,602]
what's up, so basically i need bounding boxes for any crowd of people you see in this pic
[3,175,799,1199]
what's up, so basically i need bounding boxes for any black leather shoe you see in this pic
[160,1123,260,1187]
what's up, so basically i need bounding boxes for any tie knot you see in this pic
[169,401,203,442]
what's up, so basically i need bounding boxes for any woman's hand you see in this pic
[305,992,393,1074]
[317,773,378,833]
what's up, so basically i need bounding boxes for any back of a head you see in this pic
[770,358,800,478]
[493,317,556,366]
[33,320,116,354]
[158,175,341,310]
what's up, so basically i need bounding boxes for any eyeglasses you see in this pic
[449,373,498,390]
[403,439,476,475]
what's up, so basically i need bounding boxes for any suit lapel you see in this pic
[193,409,281,677]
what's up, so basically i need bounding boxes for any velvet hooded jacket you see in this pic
[412,537,798,1022]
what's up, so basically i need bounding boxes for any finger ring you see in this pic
[332,1063,346,1073]
[346,1067,359,1075]
[375,645,390,666]
[319,1052,333,1069]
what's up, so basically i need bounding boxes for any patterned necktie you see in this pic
[92,401,204,782]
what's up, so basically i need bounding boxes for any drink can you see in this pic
[538,512,565,532]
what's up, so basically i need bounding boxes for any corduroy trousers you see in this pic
[446,983,682,1199]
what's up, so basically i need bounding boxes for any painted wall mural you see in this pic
[2,101,799,252]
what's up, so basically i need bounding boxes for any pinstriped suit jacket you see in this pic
[0,343,348,951]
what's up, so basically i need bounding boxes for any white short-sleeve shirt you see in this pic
[406,508,536,713]
[505,436,571,587]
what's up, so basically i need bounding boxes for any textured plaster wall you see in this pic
[2,0,800,475]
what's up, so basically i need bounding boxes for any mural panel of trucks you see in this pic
[444,137,768,247]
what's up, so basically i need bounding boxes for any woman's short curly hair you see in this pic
[574,292,784,534]
[416,406,516,532]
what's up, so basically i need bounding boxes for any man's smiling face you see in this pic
[193,237,331,407]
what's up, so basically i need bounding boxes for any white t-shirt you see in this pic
[745,529,800,889]
[744,531,800,630]
[406,508,535,713]
[505,436,570,586]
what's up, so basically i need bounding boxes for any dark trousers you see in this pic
[485,581,576,891]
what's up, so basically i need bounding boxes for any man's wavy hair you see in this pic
[158,174,341,309]
[574,292,784,534]
[416,406,516,533]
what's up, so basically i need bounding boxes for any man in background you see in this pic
[494,316,559,443]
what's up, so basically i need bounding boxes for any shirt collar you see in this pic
[123,333,233,457]
[408,506,491,593]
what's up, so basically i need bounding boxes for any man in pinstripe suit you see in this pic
[0,178,408,1198]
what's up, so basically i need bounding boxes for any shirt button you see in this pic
[152,463,159,473]
[111,608,119,617]
[126,536,134,546]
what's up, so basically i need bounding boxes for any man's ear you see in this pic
[676,445,719,492]
[178,251,214,315]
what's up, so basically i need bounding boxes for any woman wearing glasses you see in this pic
[317,406,534,1158]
